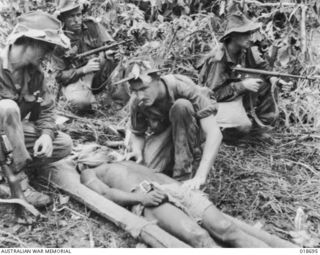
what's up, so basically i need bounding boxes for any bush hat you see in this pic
[220,12,260,42]
[55,0,81,18]
[7,11,70,49]
[113,59,168,86]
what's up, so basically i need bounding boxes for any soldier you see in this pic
[199,12,290,138]
[54,0,129,112]
[116,60,222,190]
[0,11,72,207]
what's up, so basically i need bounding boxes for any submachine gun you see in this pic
[232,67,320,81]
[231,66,320,128]
[0,132,41,220]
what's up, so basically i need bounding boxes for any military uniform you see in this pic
[54,0,129,111]
[129,74,217,179]
[199,13,278,134]
[0,11,72,207]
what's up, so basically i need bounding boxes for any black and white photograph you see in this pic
[0,0,318,252]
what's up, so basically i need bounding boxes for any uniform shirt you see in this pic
[199,43,270,102]
[54,19,114,87]
[0,46,56,139]
[130,74,217,136]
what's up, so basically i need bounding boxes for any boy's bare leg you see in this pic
[81,169,218,247]
[201,205,270,248]
[144,203,218,248]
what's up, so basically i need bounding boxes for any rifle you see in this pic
[232,67,320,81]
[0,132,40,219]
[72,39,132,60]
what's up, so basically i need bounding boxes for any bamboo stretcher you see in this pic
[38,158,190,248]
[38,158,298,248]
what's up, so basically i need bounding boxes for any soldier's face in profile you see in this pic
[231,32,253,49]
[63,9,83,32]
[130,77,159,107]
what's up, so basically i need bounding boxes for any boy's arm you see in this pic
[81,170,164,207]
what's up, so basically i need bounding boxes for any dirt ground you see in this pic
[0,199,137,248]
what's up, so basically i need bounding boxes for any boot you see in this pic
[0,179,51,208]
[23,185,52,208]
[18,173,52,208]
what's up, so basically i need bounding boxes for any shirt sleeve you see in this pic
[52,48,85,87]
[129,96,148,136]
[169,75,218,119]
[200,58,246,102]
[34,76,57,140]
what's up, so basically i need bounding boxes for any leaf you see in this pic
[131,63,140,78]
[289,230,320,247]
[59,194,70,205]
[219,0,226,16]
[294,207,307,231]
[278,45,291,68]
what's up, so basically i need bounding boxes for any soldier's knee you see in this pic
[0,99,20,116]
[69,98,93,112]
[236,119,252,134]
[169,99,194,119]
[55,132,73,159]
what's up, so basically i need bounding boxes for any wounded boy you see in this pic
[80,160,270,248]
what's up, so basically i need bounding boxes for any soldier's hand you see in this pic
[242,78,263,92]
[141,190,166,207]
[81,57,101,74]
[33,134,53,158]
[98,51,107,67]
[279,79,293,94]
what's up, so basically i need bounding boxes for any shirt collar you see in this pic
[223,44,235,64]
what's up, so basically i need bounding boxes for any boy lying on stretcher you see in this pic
[80,160,270,248]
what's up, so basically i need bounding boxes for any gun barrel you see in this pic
[75,39,132,59]
[232,67,317,81]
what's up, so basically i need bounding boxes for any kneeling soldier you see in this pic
[0,11,72,207]
[199,12,291,138]
[117,60,222,190]
[54,0,129,112]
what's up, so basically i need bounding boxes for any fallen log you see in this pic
[38,158,190,248]
[223,213,298,248]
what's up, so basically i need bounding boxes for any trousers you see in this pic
[0,99,72,176]
[62,60,130,112]
[135,99,202,180]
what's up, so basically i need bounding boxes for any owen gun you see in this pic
[232,67,320,81]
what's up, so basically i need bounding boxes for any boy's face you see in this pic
[130,77,160,107]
